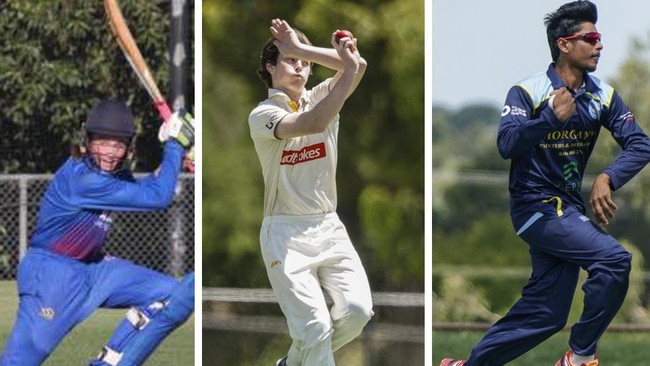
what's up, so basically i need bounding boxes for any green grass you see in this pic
[0,281,194,365]
[433,329,650,365]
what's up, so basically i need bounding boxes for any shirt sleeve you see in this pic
[497,85,562,159]
[309,78,333,105]
[249,103,289,141]
[601,91,650,190]
[68,140,185,211]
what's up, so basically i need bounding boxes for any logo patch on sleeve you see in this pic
[40,307,55,320]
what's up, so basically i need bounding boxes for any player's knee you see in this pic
[301,317,333,349]
[617,251,632,273]
[336,303,373,337]
[548,316,569,334]
[616,252,633,282]
[595,250,632,285]
[348,304,373,329]
[160,272,194,325]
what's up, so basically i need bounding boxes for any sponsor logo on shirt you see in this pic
[281,142,326,165]
[501,105,527,118]
[94,212,113,231]
[539,129,597,158]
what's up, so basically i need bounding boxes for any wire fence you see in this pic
[0,173,194,278]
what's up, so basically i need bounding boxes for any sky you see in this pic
[432,0,650,110]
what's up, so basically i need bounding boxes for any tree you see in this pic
[201,0,425,291]
[0,0,194,173]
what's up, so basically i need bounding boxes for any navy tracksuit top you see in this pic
[498,63,650,215]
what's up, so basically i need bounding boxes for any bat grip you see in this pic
[155,100,172,121]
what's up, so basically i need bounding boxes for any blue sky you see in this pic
[432,0,650,109]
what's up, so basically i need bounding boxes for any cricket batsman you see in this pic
[0,99,195,366]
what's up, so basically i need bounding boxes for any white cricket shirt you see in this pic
[249,78,339,216]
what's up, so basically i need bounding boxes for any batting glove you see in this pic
[158,108,195,149]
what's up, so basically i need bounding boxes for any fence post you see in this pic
[169,180,187,276]
[19,176,28,260]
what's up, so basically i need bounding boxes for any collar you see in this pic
[268,88,307,112]
[546,63,600,94]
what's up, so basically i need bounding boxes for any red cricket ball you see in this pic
[335,30,353,44]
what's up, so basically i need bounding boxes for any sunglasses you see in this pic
[561,32,601,45]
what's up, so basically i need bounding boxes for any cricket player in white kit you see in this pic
[248,19,374,366]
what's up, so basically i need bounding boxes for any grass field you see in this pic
[0,281,194,365]
[433,329,650,365]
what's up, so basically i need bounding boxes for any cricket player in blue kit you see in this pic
[440,2,650,366]
[0,99,195,366]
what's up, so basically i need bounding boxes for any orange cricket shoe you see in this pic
[555,350,599,366]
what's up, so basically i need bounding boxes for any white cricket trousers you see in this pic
[261,212,374,366]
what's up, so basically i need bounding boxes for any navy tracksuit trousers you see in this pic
[465,203,631,366]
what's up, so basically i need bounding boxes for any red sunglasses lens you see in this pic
[584,32,601,44]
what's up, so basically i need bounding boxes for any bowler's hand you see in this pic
[330,30,359,71]
[550,87,576,122]
[270,19,301,57]
[589,173,617,225]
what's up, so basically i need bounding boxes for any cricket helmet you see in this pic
[84,99,136,139]
[79,99,137,171]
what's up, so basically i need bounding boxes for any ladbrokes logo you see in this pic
[281,142,326,165]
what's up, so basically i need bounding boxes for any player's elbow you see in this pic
[498,145,513,160]
[358,57,367,73]
[497,132,518,159]
[142,187,175,210]
[157,191,176,208]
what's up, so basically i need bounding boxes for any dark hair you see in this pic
[257,27,312,89]
[544,0,598,61]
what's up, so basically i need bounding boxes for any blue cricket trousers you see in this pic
[0,248,177,366]
[465,202,631,366]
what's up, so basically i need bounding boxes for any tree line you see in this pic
[1,0,425,293]
[0,0,195,172]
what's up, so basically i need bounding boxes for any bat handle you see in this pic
[155,100,172,121]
